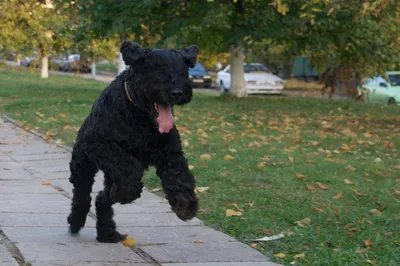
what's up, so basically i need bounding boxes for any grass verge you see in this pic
[1,68,399,265]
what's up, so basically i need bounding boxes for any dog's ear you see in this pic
[180,45,199,68]
[120,40,144,65]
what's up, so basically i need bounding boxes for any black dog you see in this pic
[67,41,199,243]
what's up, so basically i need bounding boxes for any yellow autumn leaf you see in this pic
[58,113,68,118]
[296,173,306,180]
[274,252,286,258]
[48,117,57,122]
[327,7,335,16]
[288,156,294,163]
[306,185,316,193]
[226,209,242,217]
[183,140,190,147]
[63,125,71,130]
[369,209,382,216]
[122,237,136,247]
[257,162,266,168]
[295,217,311,227]
[200,154,212,161]
[333,193,343,199]
[341,144,351,151]
[41,180,51,186]
[316,182,328,190]
[294,253,305,259]
[344,178,353,185]
[224,155,234,161]
[195,187,210,193]
[364,239,373,246]
[352,188,362,196]
[228,148,237,153]
[188,165,195,170]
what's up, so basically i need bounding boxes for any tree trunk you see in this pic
[41,55,49,79]
[91,61,96,78]
[229,44,247,98]
[117,52,126,74]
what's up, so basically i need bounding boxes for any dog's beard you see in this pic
[154,104,173,133]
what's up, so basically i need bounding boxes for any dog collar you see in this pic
[124,81,133,103]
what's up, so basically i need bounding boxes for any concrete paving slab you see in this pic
[114,212,202,227]
[0,244,16,263]
[16,242,146,263]
[0,180,57,193]
[141,241,270,263]
[1,227,97,244]
[124,226,237,246]
[0,213,94,227]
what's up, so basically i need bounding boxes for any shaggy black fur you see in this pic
[67,41,199,243]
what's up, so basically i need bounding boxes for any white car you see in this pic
[217,63,285,94]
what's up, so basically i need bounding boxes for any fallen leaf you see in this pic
[352,188,362,196]
[41,180,51,186]
[63,125,71,130]
[344,178,353,185]
[369,209,382,216]
[314,207,324,213]
[262,229,273,234]
[250,243,258,248]
[333,193,343,199]
[288,156,294,163]
[122,237,136,247]
[355,247,370,254]
[247,202,254,207]
[224,155,234,161]
[58,113,68,118]
[306,185,316,193]
[364,239,373,246]
[364,260,376,265]
[191,239,205,243]
[150,188,161,192]
[395,165,400,169]
[294,253,305,259]
[274,253,286,258]
[384,232,393,238]
[296,173,306,180]
[327,7,335,15]
[226,209,242,217]
[374,157,382,163]
[393,189,400,196]
[346,165,356,171]
[232,203,243,211]
[228,148,237,153]
[183,140,190,147]
[257,162,266,168]
[188,165,195,170]
[341,144,351,151]
[48,117,57,122]
[195,187,209,193]
[316,182,328,190]
[200,154,212,161]
[295,217,312,227]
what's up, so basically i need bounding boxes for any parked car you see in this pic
[50,55,67,70]
[357,71,400,105]
[217,63,285,94]
[60,54,91,73]
[188,63,212,88]
[20,56,39,68]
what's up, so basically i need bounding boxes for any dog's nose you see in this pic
[170,88,183,97]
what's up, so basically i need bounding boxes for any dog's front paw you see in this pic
[110,182,143,204]
[170,191,198,221]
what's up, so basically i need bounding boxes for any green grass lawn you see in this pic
[1,68,399,265]
[96,62,118,73]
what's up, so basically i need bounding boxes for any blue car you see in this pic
[188,63,212,88]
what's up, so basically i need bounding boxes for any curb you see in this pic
[1,115,73,152]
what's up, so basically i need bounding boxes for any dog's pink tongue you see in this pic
[156,105,174,133]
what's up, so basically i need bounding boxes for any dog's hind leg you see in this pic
[84,142,144,243]
[67,146,98,234]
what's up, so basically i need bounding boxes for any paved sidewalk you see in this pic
[0,118,279,266]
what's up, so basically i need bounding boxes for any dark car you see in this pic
[188,63,212,88]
